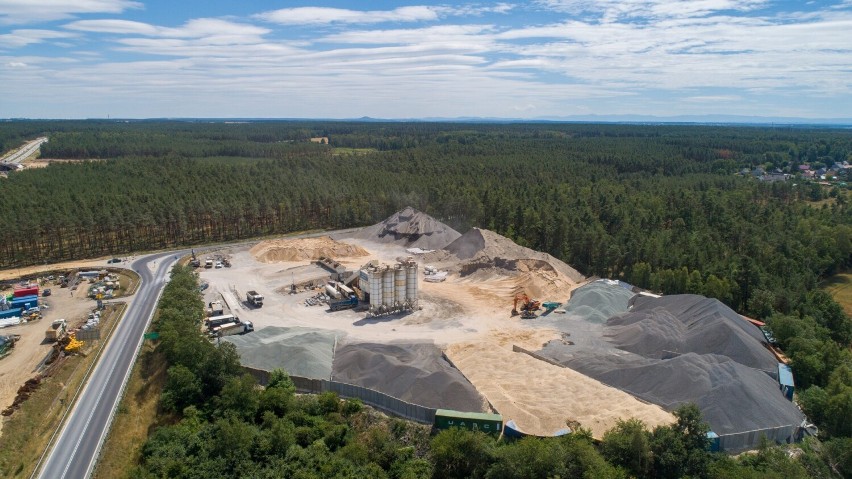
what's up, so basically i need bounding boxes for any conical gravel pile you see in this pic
[353,206,461,250]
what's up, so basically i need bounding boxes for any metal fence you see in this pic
[716,425,797,452]
[243,366,437,425]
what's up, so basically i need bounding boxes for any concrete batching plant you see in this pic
[359,259,418,317]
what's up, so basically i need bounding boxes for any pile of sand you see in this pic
[353,206,461,250]
[223,326,341,379]
[250,236,368,263]
[332,341,486,412]
[426,228,585,299]
[446,339,674,438]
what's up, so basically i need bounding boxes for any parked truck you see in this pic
[205,258,213,269]
[246,290,264,307]
[210,320,254,337]
[45,319,67,342]
[329,295,358,312]
[206,314,238,330]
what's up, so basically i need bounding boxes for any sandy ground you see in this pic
[0,256,135,282]
[198,237,675,437]
[0,282,102,435]
[446,338,675,438]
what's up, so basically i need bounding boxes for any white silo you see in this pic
[394,266,405,304]
[369,269,382,309]
[382,267,394,306]
[405,263,418,303]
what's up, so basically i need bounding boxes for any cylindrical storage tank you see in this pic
[406,265,417,302]
[394,267,405,304]
[370,271,382,308]
[325,284,341,299]
[382,268,394,306]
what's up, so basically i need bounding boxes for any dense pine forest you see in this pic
[1,121,851,472]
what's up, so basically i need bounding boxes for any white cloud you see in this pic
[0,28,74,48]
[65,18,269,40]
[255,6,440,25]
[538,0,770,20]
[0,0,141,25]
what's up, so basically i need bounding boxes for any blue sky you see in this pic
[0,0,850,119]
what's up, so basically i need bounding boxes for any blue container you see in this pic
[707,431,720,452]
[10,295,38,309]
[0,308,22,319]
[778,364,795,401]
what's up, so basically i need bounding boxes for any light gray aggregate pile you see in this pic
[607,295,777,372]
[353,206,461,250]
[562,280,636,323]
[223,326,340,379]
[332,341,486,412]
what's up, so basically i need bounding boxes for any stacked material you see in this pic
[332,341,486,412]
[250,236,368,263]
[607,295,777,372]
[535,294,803,437]
[425,228,585,298]
[353,206,461,250]
[561,280,635,323]
[223,326,340,379]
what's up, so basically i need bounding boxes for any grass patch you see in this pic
[0,305,123,478]
[93,345,167,479]
[822,272,852,318]
[332,147,378,156]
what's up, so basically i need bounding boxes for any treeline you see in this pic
[135,266,850,478]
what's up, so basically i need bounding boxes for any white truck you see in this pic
[45,319,67,342]
[211,320,254,337]
[246,290,264,307]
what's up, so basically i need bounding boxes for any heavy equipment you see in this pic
[512,293,540,319]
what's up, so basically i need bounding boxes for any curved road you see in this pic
[36,250,186,479]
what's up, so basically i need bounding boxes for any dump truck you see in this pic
[45,319,67,342]
[246,290,264,307]
[207,300,224,317]
[204,258,213,269]
[211,320,253,337]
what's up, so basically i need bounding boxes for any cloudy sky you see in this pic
[0,0,850,119]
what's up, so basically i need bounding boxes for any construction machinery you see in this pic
[512,294,540,319]
[189,249,201,268]
[45,319,67,342]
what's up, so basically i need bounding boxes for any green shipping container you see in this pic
[434,409,503,434]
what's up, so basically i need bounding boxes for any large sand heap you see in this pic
[426,228,585,298]
[332,341,486,412]
[223,326,340,379]
[607,295,777,372]
[353,206,461,250]
[446,340,674,438]
[251,236,368,263]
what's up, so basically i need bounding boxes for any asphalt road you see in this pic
[35,250,185,479]
[1,137,48,165]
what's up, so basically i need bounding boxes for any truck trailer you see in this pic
[210,320,254,337]
[45,319,67,342]
[206,314,238,329]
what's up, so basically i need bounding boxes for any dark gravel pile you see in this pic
[606,294,777,372]
[353,206,461,250]
[332,341,486,412]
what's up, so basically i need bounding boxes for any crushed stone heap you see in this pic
[353,206,462,250]
[250,236,368,263]
[332,341,486,412]
[607,294,777,372]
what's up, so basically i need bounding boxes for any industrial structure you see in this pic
[359,259,419,317]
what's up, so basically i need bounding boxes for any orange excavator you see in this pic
[512,293,541,319]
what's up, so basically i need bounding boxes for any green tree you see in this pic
[430,428,494,479]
